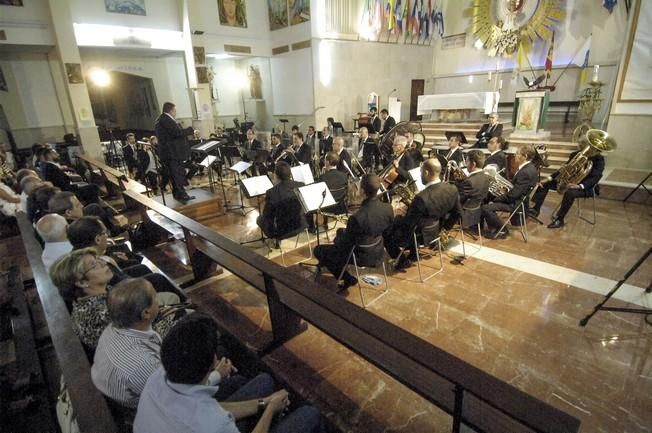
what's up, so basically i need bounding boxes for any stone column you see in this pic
[47,0,102,159]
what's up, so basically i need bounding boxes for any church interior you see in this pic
[0,1,651,432]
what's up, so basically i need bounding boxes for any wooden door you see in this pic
[410,79,424,121]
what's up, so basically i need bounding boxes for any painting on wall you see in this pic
[218,0,248,28]
[515,97,541,132]
[196,67,209,84]
[288,0,310,25]
[268,0,288,31]
[0,66,7,92]
[65,63,84,84]
[193,46,206,65]
[0,0,24,6]
[104,0,146,16]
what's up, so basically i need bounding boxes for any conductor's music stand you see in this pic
[226,161,255,214]
[240,175,274,245]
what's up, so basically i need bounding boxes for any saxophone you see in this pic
[556,129,616,194]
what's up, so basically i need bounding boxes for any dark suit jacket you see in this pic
[359,137,379,168]
[305,134,317,150]
[269,143,287,164]
[260,180,305,238]
[336,196,393,266]
[371,116,381,134]
[458,171,490,209]
[320,136,333,155]
[122,143,137,168]
[381,116,396,134]
[499,162,538,204]
[475,123,503,148]
[244,139,263,152]
[336,149,353,175]
[42,161,72,191]
[484,150,506,172]
[395,152,417,184]
[445,147,464,165]
[320,169,348,214]
[154,113,194,161]
[295,142,312,164]
[552,151,604,192]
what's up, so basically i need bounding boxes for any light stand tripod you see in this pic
[579,246,652,327]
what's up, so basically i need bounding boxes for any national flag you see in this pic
[545,31,554,79]
[385,0,395,32]
[572,35,592,85]
[372,0,383,33]
[431,2,444,39]
[424,0,432,38]
[395,0,404,34]
[410,0,420,36]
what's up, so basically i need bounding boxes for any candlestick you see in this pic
[593,65,600,82]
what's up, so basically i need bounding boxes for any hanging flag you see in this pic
[385,0,396,32]
[410,0,420,36]
[424,0,432,39]
[373,0,383,33]
[572,35,592,85]
[603,0,618,13]
[545,31,555,79]
[431,2,444,39]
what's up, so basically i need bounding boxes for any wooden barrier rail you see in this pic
[16,213,119,433]
[119,184,581,433]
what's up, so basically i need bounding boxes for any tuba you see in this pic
[556,129,616,194]
[484,165,513,199]
[444,160,467,183]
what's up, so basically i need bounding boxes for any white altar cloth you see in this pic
[417,92,499,115]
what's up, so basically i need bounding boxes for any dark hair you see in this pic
[161,312,220,384]
[271,133,281,140]
[466,150,485,168]
[360,174,380,198]
[326,117,334,125]
[15,169,39,185]
[308,125,315,131]
[31,143,44,154]
[291,125,299,131]
[162,102,175,114]
[67,216,105,250]
[518,144,536,161]
[380,108,389,115]
[47,191,76,216]
[294,131,304,141]
[369,107,377,113]
[33,185,59,218]
[275,161,292,181]
[325,151,340,167]
[108,278,155,328]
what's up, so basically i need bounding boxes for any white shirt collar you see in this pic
[164,112,175,121]
[490,149,500,156]
[518,160,530,170]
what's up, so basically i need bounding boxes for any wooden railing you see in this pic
[108,176,581,433]
[16,213,118,433]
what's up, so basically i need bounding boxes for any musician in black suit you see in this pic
[243,128,264,176]
[320,127,333,155]
[484,137,506,172]
[474,113,503,148]
[256,162,305,239]
[293,132,312,165]
[387,135,417,184]
[444,135,464,166]
[307,152,348,233]
[122,133,138,176]
[357,127,379,172]
[268,133,287,172]
[305,126,317,151]
[530,140,605,229]
[369,107,380,134]
[154,102,195,202]
[243,128,262,152]
[332,137,352,175]
[384,158,460,270]
[406,131,424,163]
[136,140,160,193]
[379,109,396,135]
[454,150,490,227]
[481,145,538,238]
[314,174,394,292]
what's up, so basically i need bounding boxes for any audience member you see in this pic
[35,213,72,271]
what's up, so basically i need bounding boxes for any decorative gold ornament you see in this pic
[467,0,565,59]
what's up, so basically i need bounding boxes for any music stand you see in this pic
[220,145,243,171]
[240,175,274,245]
[226,161,255,214]
[445,131,468,144]
[408,167,426,192]
[246,149,270,176]
[297,182,336,248]
[291,164,315,185]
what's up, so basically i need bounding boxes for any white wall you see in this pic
[270,48,314,116]
[70,0,182,30]
[0,0,54,47]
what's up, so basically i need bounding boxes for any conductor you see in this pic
[154,102,195,202]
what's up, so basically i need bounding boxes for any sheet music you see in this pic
[229,161,252,174]
[291,164,314,185]
[408,167,426,192]
[241,175,274,198]
[297,182,336,212]
[200,155,218,167]
[192,140,222,152]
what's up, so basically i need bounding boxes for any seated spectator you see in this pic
[35,213,73,271]
[40,147,100,205]
[15,168,40,187]
[28,183,59,223]
[134,312,321,433]
[49,249,181,350]
[19,175,43,213]
[0,180,20,218]
[47,191,84,222]
[66,216,184,299]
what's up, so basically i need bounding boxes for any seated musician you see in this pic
[123,133,139,176]
[406,131,424,163]
[379,108,396,135]
[384,158,460,270]
[307,151,348,233]
[385,135,417,185]
[474,113,503,148]
[358,126,379,172]
[484,136,506,172]
[137,140,161,194]
[243,128,264,176]
[292,132,312,165]
[481,145,538,238]
[332,137,352,175]
[444,134,464,166]
[320,126,333,155]
[267,133,287,172]
[256,161,305,240]
[40,147,101,205]
[529,138,605,229]
[314,174,393,293]
[454,150,490,228]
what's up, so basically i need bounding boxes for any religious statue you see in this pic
[248,65,262,99]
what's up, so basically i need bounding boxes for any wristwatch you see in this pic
[257,399,267,414]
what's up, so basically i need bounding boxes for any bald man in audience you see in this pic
[36,213,73,271]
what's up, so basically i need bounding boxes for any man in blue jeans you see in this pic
[134,312,321,433]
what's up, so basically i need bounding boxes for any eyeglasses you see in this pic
[83,257,107,277]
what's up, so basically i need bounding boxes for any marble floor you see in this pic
[143,183,651,433]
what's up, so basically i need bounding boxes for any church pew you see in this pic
[15,212,119,433]
[120,188,581,433]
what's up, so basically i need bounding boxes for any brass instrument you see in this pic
[556,128,616,194]
[392,183,415,206]
[444,160,467,183]
[484,165,513,199]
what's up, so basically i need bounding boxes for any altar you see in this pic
[417,91,500,122]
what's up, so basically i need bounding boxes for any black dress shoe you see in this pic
[337,273,358,293]
[547,218,564,229]
[527,208,540,218]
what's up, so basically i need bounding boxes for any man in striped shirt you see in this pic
[91,278,163,409]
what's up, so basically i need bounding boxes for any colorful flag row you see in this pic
[362,0,444,42]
